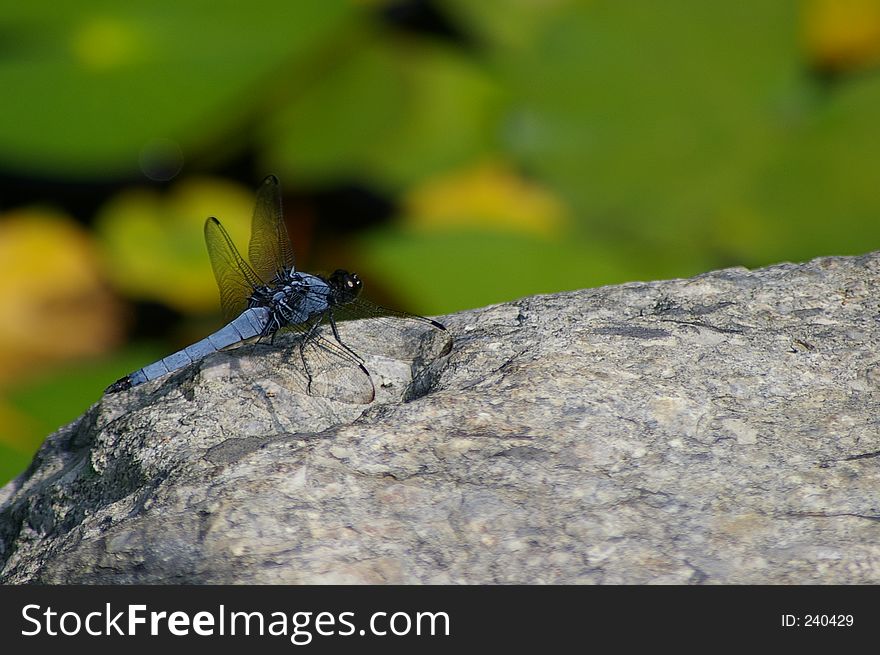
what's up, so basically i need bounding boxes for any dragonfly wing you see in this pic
[249,175,296,283]
[331,297,452,360]
[204,216,264,322]
[302,331,375,404]
[274,323,375,404]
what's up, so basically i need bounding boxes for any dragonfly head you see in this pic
[329,269,363,303]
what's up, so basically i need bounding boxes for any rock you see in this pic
[3,252,880,584]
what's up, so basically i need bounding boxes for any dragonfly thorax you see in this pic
[250,271,331,329]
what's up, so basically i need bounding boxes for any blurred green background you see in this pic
[2,0,880,485]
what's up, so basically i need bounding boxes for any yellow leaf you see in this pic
[403,160,568,237]
[0,209,122,384]
[803,0,880,74]
[96,177,255,314]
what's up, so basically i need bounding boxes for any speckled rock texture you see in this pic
[2,252,880,584]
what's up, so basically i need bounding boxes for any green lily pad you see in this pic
[264,34,500,188]
[355,225,710,315]
[0,1,353,176]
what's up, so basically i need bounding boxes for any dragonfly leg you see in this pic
[255,316,278,347]
[299,316,324,394]
[327,310,365,364]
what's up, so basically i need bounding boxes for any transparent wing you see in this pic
[249,174,296,283]
[204,217,264,322]
[276,323,376,404]
[330,297,452,361]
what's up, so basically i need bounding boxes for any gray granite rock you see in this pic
[3,252,880,584]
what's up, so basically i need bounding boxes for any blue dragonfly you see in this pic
[107,175,450,403]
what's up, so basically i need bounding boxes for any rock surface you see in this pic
[3,252,880,584]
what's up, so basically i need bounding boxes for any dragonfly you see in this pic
[106,175,450,403]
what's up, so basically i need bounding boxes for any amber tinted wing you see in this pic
[204,216,264,322]
[248,175,296,283]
